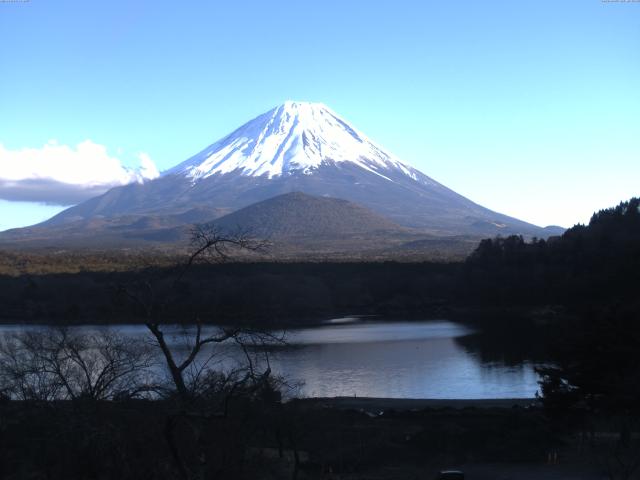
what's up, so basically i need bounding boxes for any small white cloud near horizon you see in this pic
[137,152,160,180]
[0,140,160,205]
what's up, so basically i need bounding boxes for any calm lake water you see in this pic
[0,319,542,399]
[269,320,541,399]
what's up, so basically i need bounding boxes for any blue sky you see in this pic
[1,0,638,231]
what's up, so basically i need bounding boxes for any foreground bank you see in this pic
[1,396,617,480]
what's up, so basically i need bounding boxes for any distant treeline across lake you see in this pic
[0,261,459,325]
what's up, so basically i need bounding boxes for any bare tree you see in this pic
[118,223,277,404]
[114,224,285,479]
[0,326,155,401]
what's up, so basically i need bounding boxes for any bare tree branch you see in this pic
[0,327,155,401]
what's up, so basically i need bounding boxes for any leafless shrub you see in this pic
[0,326,156,401]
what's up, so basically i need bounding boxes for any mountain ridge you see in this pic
[6,101,564,243]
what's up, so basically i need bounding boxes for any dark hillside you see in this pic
[214,192,405,238]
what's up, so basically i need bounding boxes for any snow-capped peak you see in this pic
[166,101,419,181]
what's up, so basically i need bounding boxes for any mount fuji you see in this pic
[167,101,424,181]
[3,101,562,249]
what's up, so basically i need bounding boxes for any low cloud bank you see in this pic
[0,140,160,205]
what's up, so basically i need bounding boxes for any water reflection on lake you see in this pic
[269,320,540,399]
[0,320,542,399]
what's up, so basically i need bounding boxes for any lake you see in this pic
[0,319,542,399]
[269,319,541,399]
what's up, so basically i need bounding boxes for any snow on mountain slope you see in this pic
[21,100,558,239]
[167,101,425,183]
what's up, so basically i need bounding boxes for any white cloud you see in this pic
[137,152,160,180]
[0,140,160,205]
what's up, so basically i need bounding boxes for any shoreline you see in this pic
[293,396,538,411]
